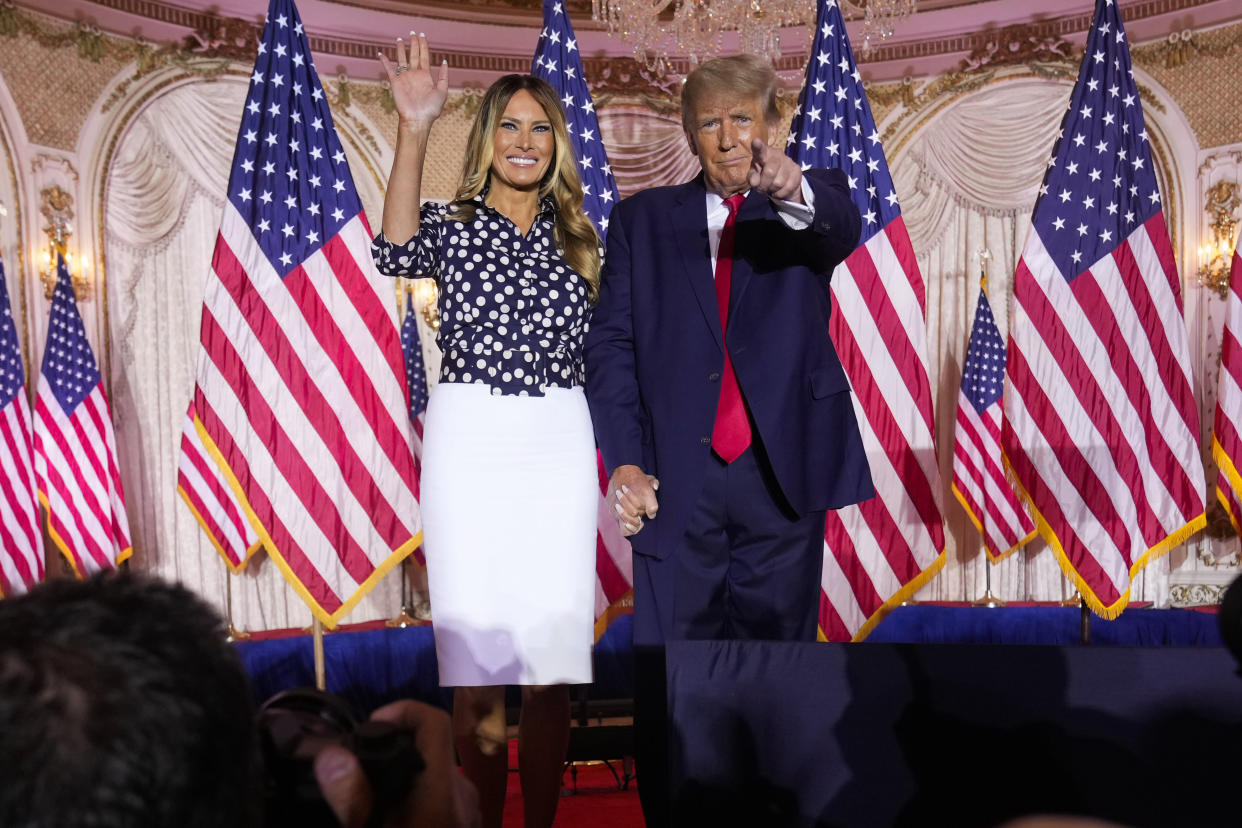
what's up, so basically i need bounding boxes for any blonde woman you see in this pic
[372,34,599,828]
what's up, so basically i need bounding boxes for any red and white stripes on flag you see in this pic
[34,256,132,577]
[0,257,44,596]
[593,451,633,639]
[1213,246,1242,536]
[817,223,947,641]
[177,400,259,571]
[1006,223,1204,615]
[786,0,945,642]
[1003,0,1204,618]
[0,392,42,596]
[194,208,422,626]
[952,279,1036,561]
[192,0,421,625]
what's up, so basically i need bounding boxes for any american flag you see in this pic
[532,0,633,637]
[33,254,131,577]
[176,399,259,571]
[191,0,422,626]
[786,0,945,642]
[531,0,619,231]
[952,276,1035,561]
[1004,0,1204,618]
[0,256,43,596]
[401,291,428,565]
[1211,246,1242,536]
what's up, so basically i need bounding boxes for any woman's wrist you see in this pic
[397,117,435,139]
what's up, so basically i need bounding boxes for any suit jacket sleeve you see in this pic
[585,203,646,475]
[803,167,862,273]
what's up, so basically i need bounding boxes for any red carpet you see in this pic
[501,739,642,827]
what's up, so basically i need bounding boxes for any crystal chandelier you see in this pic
[592,0,917,75]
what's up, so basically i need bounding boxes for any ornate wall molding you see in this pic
[35,0,1232,80]
[0,80,31,383]
[862,0,1227,66]
[958,26,1076,72]
[1132,21,1242,69]
[1168,581,1230,606]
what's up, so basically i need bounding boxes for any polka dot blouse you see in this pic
[372,193,591,397]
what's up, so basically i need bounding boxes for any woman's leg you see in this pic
[518,683,571,828]
[453,684,509,828]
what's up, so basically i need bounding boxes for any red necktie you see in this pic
[711,193,751,464]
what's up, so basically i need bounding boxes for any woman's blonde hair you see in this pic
[450,74,601,303]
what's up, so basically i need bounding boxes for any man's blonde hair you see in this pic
[681,54,780,129]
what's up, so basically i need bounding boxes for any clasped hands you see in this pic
[608,464,659,538]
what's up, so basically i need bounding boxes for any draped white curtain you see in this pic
[600,106,700,196]
[104,79,410,631]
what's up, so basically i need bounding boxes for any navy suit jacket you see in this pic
[585,168,875,561]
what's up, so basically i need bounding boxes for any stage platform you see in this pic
[235,604,1226,711]
[666,638,1242,827]
[237,606,1238,826]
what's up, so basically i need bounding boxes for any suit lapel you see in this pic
[670,178,723,352]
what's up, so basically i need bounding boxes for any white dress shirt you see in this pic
[705,177,817,274]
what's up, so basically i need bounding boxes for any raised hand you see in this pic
[379,32,449,129]
[748,138,804,203]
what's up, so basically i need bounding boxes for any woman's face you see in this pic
[488,89,555,195]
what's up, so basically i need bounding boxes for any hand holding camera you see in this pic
[259,689,479,828]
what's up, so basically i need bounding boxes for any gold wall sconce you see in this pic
[408,278,439,331]
[37,244,91,302]
[1200,179,1240,300]
[37,185,91,301]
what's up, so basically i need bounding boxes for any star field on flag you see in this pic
[531,0,618,237]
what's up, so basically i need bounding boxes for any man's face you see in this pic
[684,92,772,198]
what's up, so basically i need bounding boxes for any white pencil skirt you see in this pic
[419,382,597,686]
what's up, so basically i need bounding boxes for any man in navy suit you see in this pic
[584,53,874,825]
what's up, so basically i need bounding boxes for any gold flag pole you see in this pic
[386,558,420,628]
[312,617,326,691]
[224,569,251,642]
[972,552,1005,607]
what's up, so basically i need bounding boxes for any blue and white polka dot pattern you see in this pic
[372,193,589,397]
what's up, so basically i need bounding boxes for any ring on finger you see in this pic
[394,64,410,75]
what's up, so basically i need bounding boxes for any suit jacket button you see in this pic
[700,436,710,445]
[708,372,720,381]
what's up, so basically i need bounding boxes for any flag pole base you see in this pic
[226,624,251,642]
[972,589,1005,608]
[386,606,427,628]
